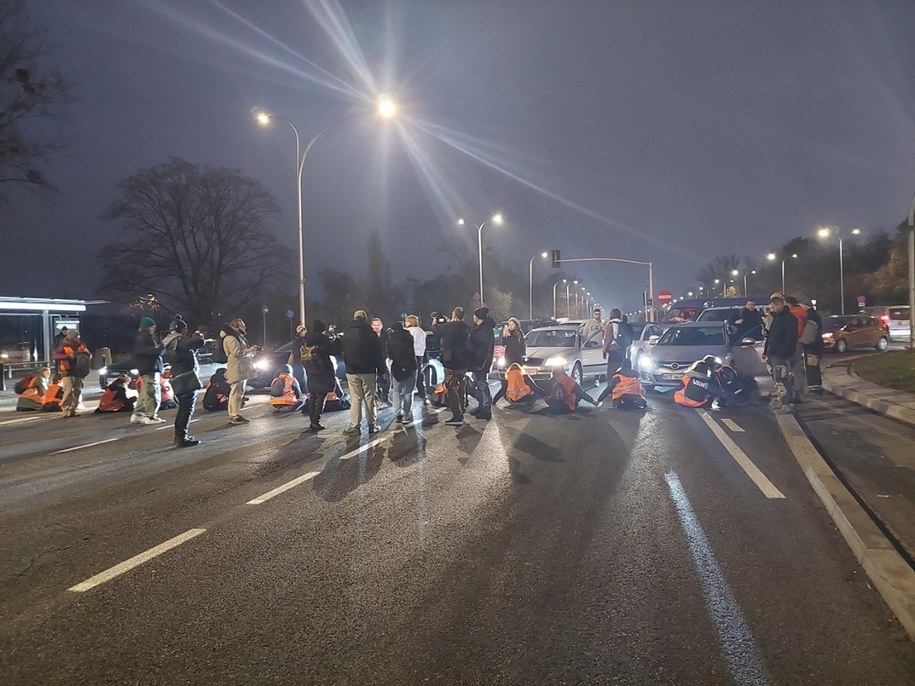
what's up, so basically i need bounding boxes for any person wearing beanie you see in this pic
[52,329,91,417]
[269,363,305,415]
[341,308,384,435]
[301,320,337,431]
[468,307,496,420]
[162,317,206,446]
[130,316,166,426]
[432,307,471,426]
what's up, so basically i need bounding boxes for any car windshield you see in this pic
[657,326,725,346]
[527,329,578,348]
[889,307,909,321]
[631,323,646,338]
[822,316,853,331]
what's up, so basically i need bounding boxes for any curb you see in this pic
[776,412,915,640]
[821,366,915,428]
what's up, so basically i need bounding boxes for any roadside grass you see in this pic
[853,348,915,394]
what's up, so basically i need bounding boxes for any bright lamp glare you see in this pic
[492,213,503,225]
[256,112,271,126]
[766,253,776,261]
[541,251,548,258]
[377,96,396,119]
[457,218,465,226]
[817,227,831,239]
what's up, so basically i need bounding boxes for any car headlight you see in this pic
[638,356,655,372]
[99,366,108,376]
[255,358,270,370]
[713,356,723,366]
[544,356,567,367]
[497,357,506,368]
[822,332,833,339]
[130,368,139,376]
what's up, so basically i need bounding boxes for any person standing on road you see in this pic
[302,320,338,432]
[290,323,308,390]
[730,300,764,343]
[433,307,471,426]
[404,315,427,405]
[163,315,206,447]
[220,318,258,425]
[371,317,391,406]
[468,307,496,420]
[581,308,605,339]
[387,321,418,424]
[493,317,526,407]
[341,310,385,435]
[801,301,824,393]
[130,317,166,425]
[785,296,808,399]
[602,308,626,377]
[53,330,90,418]
[762,295,799,410]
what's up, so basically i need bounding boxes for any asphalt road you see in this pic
[1,379,914,684]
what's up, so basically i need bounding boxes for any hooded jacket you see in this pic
[134,330,165,376]
[163,330,205,392]
[387,323,418,382]
[341,318,384,375]
[433,318,471,370]
[469,315,496,372]
[220,325,256,384]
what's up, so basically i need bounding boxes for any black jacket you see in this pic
[764,308,798,360]
[502,333,526,367]
[164,331,205,377]
[134,331,165,376]
[387,325,418,382]
[731,307,764,342]
[341,319,384,375]
[302,331,337,393]
[469,316,496,372]
[433,319,471,370]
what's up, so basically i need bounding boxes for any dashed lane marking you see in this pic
[699,411,785,499]
[68,528,206,592]
[721,418,745,433]
[51,437,120,454]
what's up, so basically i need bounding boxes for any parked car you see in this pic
[861,305,910,342]
[637,321,767,391]
[821,315,889,353]
[627,322,667,368]
[520,325,604,385]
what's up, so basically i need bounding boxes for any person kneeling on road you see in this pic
[543,366,598,413]
[269,364,305,414]
[597,359,647,409]
[95,374,136,414]
[673,356,737,411]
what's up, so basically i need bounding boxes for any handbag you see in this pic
[170,370,202,395]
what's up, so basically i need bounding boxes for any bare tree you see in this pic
[99,158,290,326]
[0,0,68,196]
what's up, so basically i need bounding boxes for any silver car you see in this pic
[637,321,767,391]
[522,325,605,385]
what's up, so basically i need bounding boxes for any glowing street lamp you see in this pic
[816,226,861,314]
[766,252,797,295]
[552,279,567,319]
[566,279,579,318]
[458,213,503,305]
[528,252,549,319]
[255,98,396,325]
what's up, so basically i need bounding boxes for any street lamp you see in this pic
[261,306,269,349]
[817,226,861,314]
[580,286,587,318]
[458,213,503,305]
[731,268,757,297]
[255,97,396,326]
[766,252,797,295]
[552,279,567,319]
[528,251,548,319]
[565,279,579,318]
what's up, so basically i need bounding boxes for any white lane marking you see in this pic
[699,411,785,499]
[721,418,745,433]
[0,415,48,427]
[51,437,120,454]
[68,528,206,592]
[155,419,199,431]
[665,471,769,685]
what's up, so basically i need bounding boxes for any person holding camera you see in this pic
[220,318,259,425]
[163,315,206,447]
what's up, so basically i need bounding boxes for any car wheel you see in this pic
[572,363,583,385]
[876,336,888,351]
[835,338,848,353]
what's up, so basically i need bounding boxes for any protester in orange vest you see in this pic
[674,356,724,411]
[95,375,136,413]
[15,368,62,412]
[543,366,598,413]
[597,359,647,409]
[53,330,91,417]
[499,363,545,407]
[269,364,305,413]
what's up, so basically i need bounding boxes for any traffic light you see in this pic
[551,249,561,269]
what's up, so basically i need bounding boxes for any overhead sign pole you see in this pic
[555,256,655,322]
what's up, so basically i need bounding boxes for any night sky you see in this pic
[4,0,914,312]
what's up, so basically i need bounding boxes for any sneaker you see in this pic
[149,416,167,424]
[311,423,326,431]
[709,401,722,412]
[138,416,158,425]
[229,415,249,425]
[174,436,200,448]
[368,424,380,434]
[395,415,403,424]
[129,414,143,424]
[445,417,464,426]
[343,426,360,436]
[476,412,492,421]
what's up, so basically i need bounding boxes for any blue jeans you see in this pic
[472,370,492,414]
[391,374,416,418]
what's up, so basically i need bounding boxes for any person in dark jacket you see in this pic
[493,317,526,406]
[302,320,338,432]
[433,307,471,426]
[130,316,166,425]
[163,315,205,447]
[729,300,764,343]
[387,321,419,424]
[341,310,385,435]
[372,317,391,405]
[801,301,824,392]
[468,307,496,420]
[762,295,799,408]
[203,368,230,411]
[95,375,136,414]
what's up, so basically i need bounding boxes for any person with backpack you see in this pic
[602,308,631,377]
[341,310,385,435]
[53,330,91,418]
[220,318,259,425]
[130,316,166,425]
[387,320,419,424]
[543,366,598,413]
[301,320,338,432]
[163,315,206,447]
[597,358,647,409]
[785,296,809,399]
[432,307,472,426]
[800,300,824,393]
[268,364,305,414]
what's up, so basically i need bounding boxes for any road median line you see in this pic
[699,411,784,499]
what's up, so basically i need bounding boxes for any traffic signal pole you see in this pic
[553,256,655,322]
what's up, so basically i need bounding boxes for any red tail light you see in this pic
[880,314,889,322]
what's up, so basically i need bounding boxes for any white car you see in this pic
[522,325,605,385]
[627,322,667,368]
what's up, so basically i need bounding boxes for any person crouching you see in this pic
[95,374,136,414]
[674,356,724,411]
[501,363,545,407]
[543,366,598,413]
[270,364,305,414]
[597,359,647,409]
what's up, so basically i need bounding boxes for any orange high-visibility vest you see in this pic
[547,374,577,411]
[98,388,127,412]
[506,365,533,402]
[611,373,643,400]
[270,375,299,406]
[674,373,709,408]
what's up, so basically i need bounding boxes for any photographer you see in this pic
[164,315,206,447]
[220,318,259,425]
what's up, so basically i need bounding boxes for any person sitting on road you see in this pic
[673,356,730,411]
[543,366,598,413]
[15,368,61,412]
[269,364,305,414]
[597,359,647,409]
[203,368,230,412]
[499,362,545,407]
[95,374,136,413]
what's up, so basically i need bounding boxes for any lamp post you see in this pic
[908,192,915,348]
[552,279,567,319]
[255,96,396,327]
[261,306,269,349]
[766,252,797,295]
[528,251,548,319]
[817,226,861,314]
[458,213,503,306]
[565,279,579,318]
[580,286,587,318]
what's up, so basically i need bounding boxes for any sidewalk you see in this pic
[822,362,915,427]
